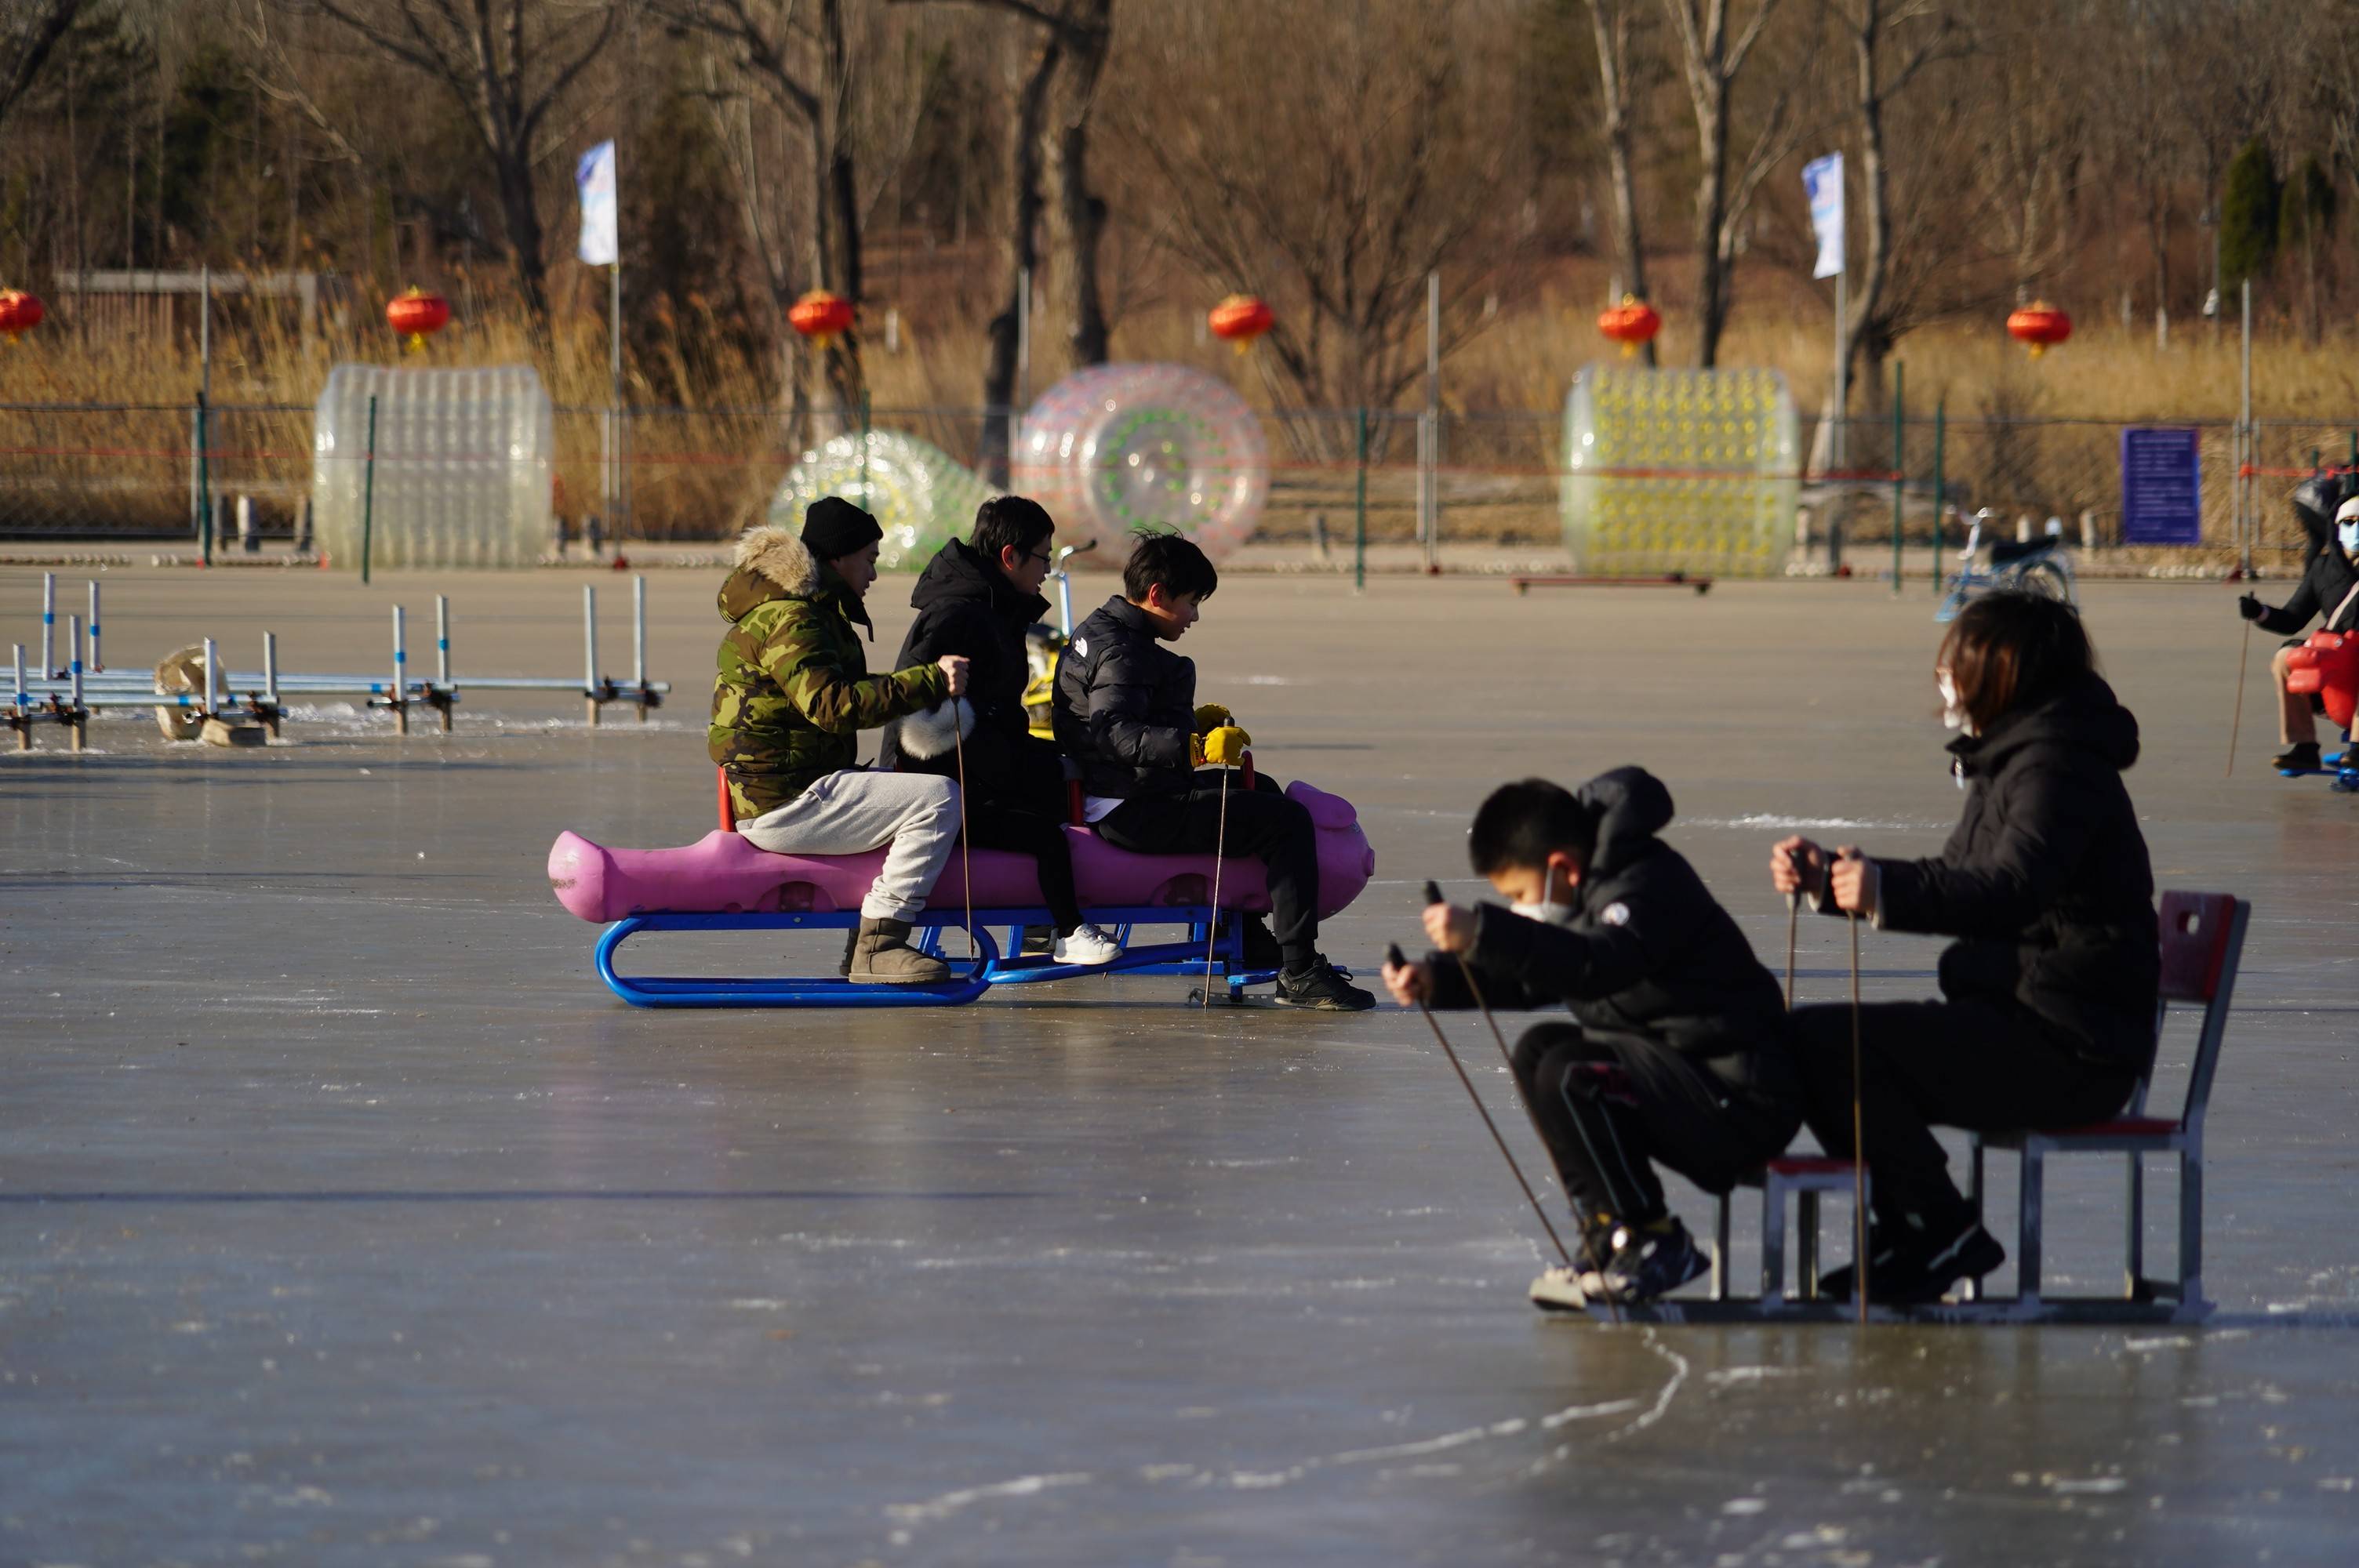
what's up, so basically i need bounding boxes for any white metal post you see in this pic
[391,604,409,735]
[201,634,218,719]
[435,593,453,732]
[2240,278,2255,575]
[263,630,282,739]
[632,574,648,723]
[85,580,101,673]
[40,572,54,677]
[11,642,26,751]
[69,615,86,750]
[1423,270,1441,568]
[583,584,601,728]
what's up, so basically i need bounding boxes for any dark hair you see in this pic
[1468,779,1597,875]
[1122,528,1219,604]
[971,495,1054,566]
[1936,591,2095,732]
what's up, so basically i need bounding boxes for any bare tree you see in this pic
[1659,0,1815,365]
[0,0,82,136]
[977,20,1060,480]
[1117,0,1525,432]
[1824,0,1964,417]
[1581,0,1656,366]
[293,0,620,321]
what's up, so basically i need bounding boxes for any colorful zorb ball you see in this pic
[1015,363,1269,562]
[1561,364,1798,577]
[769,430,998,572]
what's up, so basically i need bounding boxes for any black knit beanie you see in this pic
[801,495,883,561]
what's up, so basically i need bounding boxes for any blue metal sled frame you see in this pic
[593,905,1274,1008]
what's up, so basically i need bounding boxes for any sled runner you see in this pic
[1558,891,2248,1325]
[551,778,1375,1007]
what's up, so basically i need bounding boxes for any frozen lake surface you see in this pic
[4,568,2356,1565]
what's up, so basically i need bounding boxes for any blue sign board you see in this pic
[2120,426,2202,546]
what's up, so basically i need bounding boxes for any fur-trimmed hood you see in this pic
[718,521,871,636]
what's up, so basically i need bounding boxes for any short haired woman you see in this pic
[1768,592,2158,1305]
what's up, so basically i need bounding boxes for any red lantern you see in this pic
[790,289,855,350]
[1208,293,1274,354]
[386,288,450,353]
[1598,294,1661,358]
[0,289,45,345]
[2007,300,2072,358]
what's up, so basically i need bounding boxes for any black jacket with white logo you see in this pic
[1050,595,1198,801]
[1425,767,1797,1113]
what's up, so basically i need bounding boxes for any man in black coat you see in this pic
[2240,491,2359,771]
[885,498,1119,964]
[1052,529,1372,1010]
[1385,770,1801,1306]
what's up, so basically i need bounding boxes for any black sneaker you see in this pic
[2275,742,2323,772]
[1819,1217,2005,1305]
[1273,958,1376,1011]
[1593,1217,1710,1303]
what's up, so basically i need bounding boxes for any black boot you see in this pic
[2275,741,2323,772]
[1819,1214,2005,1305]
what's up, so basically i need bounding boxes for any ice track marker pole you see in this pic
[1387,942,1579,1278]
[2226,617,2251,778]
[1201,760,1231,1007]
[1420,881,1620,1321]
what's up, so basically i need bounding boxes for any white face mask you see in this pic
[1510,866,1578,926]
[2339,519,2359,557]
[1937,668,1976,736]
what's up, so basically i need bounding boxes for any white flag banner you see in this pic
[1803,151,1844,280]
[576,140,619,267]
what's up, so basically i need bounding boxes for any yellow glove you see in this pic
[1193,702,1233,734]
[1200,724,1251,767]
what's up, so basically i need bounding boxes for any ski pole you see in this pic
[1420,881,1621,1319]
[1201,759,1232,1007]
[1387,942,1579,1278]
[2226,616,2252,778]
[1838,851,1870,1328]
[952,701,976,970]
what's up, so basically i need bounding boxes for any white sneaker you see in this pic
[1052,923,1123,966]
[1528,1265,1587,1313]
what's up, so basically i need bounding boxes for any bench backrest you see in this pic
[2144,891,2248,1135]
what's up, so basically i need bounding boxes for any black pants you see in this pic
[957,735,1083,936]
[1787,998,2137,1231]
[1096,774,1320,965]
[1512,1022,1798,1232]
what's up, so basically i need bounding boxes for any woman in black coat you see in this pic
[1768,592,2158,1304]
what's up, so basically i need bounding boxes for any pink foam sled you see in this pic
[550,779,1376,924]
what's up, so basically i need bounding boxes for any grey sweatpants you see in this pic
[736,768,961,922]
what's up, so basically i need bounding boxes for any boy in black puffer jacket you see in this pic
[1052,529,1372,1011]
[1383,770,1801,1306]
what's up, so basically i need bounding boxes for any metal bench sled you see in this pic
[1576,890,2248,1325]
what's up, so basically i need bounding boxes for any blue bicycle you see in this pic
[1937,508,2078,622]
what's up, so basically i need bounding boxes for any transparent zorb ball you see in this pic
[1015,363,1269,564]
[769,430,999,572]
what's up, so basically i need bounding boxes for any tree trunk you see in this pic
[1587,0,1656,367]
[1049,0,1112,368]
[1691,87,1731,366]
[810,0,865,421]
[495,144,551,323]
[981,30,1061,486]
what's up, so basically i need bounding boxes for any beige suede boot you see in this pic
[847,916,950,985]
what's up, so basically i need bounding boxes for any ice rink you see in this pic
[5,565,2357,1565]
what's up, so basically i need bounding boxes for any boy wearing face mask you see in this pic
[1382,770,1799,1305]
[2238,493,2359,772]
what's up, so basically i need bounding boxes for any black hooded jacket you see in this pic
[1425,768,1797,1113]
[2252,539,2359,637]
[1050,595,1198,802]
[879,538,1050,791]
[1861,672,2161,1073]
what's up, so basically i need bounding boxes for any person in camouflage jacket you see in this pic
[708,497,970,982]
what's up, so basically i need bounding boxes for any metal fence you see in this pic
[2,397,2342,568]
